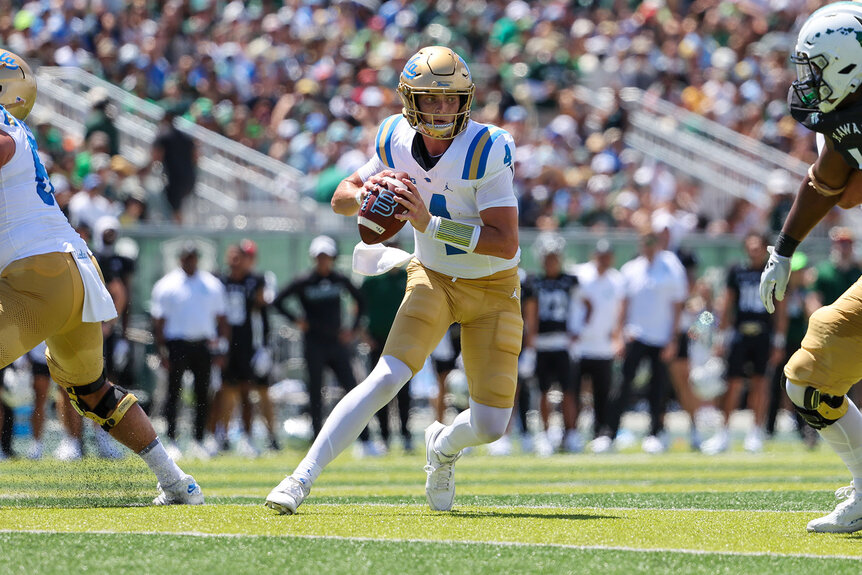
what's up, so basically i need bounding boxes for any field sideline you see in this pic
[2,442,861,574]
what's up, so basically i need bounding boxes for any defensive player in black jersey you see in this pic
[760,2,862,533]
[272,236,368,440]
[219,241,278,454]
[522,233,581,455]
[702,233,783,455]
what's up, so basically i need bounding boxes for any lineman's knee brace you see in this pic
[785,376,848,430]
[65,371,139,431]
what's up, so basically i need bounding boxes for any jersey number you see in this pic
[429,193,465,255]
[22,123,54,205]
[538,290,569,323]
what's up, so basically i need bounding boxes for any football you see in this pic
[357,176,410,244]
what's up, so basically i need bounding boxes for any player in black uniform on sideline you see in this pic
[219,241,278,454]
[522,233,581,455]
[272,235,369,440]
[702,233,783,455]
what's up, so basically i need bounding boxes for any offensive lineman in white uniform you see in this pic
[0,51,202,504]
[267,46,521,514]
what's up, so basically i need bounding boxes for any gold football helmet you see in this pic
[0,50,36,121]
[397,46,474,140]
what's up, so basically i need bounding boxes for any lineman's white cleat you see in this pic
[424,421,461,511]
[265,476,310,515]
[153,474,204,505]
[807,485,862,533]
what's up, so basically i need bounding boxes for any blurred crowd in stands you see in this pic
[0,0,831,237]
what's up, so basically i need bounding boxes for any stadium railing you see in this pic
[33,66,342,232]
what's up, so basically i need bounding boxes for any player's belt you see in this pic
[738,322,764,336]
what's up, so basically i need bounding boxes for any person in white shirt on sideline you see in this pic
[594,231,687,454]
[151,241,229,460]
[572,241,625,454]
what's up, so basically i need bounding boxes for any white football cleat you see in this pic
[589,435,614,454]
[743,428,764,453]
[807,485,862,533]
[153,474,204,505]
[424,421,461,511]
[265,476,310,515]
[641,434,667,454]
[700,429,730,455]
[53,437,83,461]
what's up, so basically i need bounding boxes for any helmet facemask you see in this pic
[791,52,832,110]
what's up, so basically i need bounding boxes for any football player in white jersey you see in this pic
[267,46,521,514]
[0,51,202,504]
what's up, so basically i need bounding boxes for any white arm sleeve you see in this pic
[356,154,387,183]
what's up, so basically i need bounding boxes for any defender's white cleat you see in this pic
[424,421,461,511]
[153,474,204,505]
[265,476,310,515]
[807,485,862,533]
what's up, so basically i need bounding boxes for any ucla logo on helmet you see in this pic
[370,191,398,217]
[0,52,20,70]
[403,55,421,79]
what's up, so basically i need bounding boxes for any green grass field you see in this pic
[2,442,861,574]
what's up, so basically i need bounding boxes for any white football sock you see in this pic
[819,400,862,489]
[787,380,862,487]
[292,355,412,485]
[138,437,184,487]
[435,398,512,458]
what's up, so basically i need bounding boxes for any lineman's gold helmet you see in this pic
[397,46,474,140]
[0,50,36,121]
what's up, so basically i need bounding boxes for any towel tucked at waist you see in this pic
[66,243,117,323]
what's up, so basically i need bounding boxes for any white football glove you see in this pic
[759,246,791,314]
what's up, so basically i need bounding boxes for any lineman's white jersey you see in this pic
[0,105,88,272]
[357,115,520,279]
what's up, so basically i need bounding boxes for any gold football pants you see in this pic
[382,260,522,408]
[785,274,862,396]
[0,252,105,388]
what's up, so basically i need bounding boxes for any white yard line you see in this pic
[0,497,834,514]
[0,528,859,560]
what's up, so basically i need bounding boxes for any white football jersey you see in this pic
[0,106,88,272]
[357,115,520,279]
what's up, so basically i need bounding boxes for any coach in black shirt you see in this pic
[273,236,367,437]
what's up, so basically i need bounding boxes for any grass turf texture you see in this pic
[2,443,861,574]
